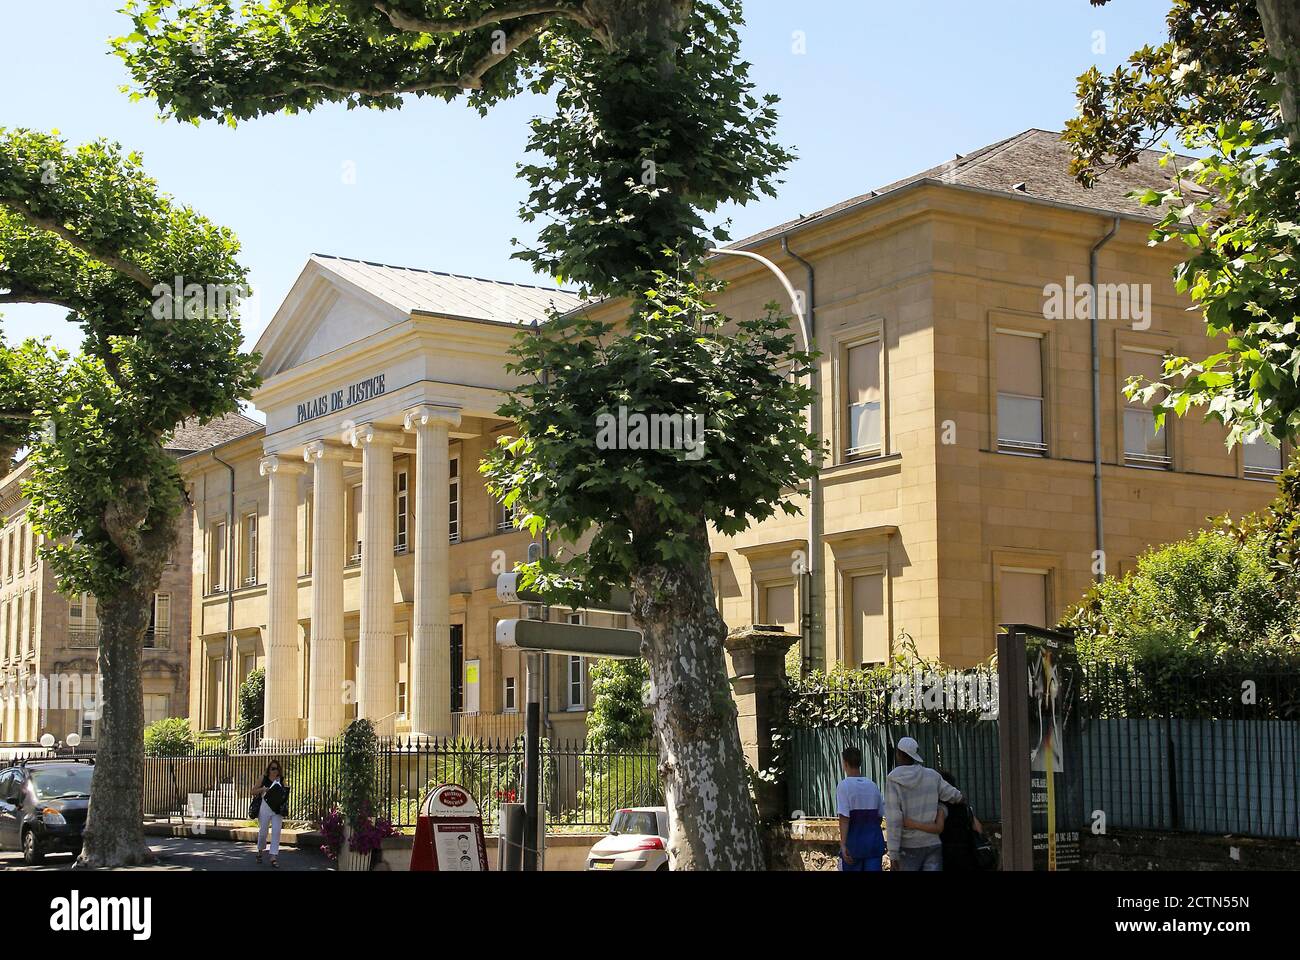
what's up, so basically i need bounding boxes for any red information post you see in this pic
[409,783,490,872]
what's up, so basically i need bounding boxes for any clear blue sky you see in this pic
[1,0,1170,356]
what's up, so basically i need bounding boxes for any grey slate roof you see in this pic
[732,128,1199,249]
[310,254,585,324]
[164,411,262,454]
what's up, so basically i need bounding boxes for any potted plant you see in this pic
[319,719,395,871]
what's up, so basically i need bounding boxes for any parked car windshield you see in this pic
[610,810,660,837]
[29,765,94,801]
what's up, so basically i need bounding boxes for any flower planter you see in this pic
[337,825,372,872]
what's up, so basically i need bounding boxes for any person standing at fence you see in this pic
[253,760,290,867]
[902,769,986,871]
[836,746,885,872]
[884,737,961,872]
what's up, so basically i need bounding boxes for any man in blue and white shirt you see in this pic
[836,746,885,871]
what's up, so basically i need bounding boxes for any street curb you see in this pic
[143,821,320,848]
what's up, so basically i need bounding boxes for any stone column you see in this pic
[403,405,462,740]
[304,440,348,744]
[347,423,402,731]
[725,624,799,822]
[259,454,305,744]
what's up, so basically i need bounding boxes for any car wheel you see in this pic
[22,830,44,866]
[656,861,669,872]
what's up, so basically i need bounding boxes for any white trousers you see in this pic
[257,801,283,856]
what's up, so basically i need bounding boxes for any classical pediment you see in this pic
[255,258,409,379]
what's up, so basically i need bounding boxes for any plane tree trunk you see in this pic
[76,480,176,868]
[1258,0,1300,145]
[631,515,764,871]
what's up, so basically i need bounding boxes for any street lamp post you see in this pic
[707,247,821,672]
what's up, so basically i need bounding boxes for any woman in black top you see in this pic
[253,760,290,867]
[902,769,985,871]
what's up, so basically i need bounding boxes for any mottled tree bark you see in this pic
[77,589,152,867]
[631,516,763,871]
[76,477,176,868]
[1258,0,1300,145]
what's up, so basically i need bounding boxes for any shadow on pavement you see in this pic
[0,836,332,871]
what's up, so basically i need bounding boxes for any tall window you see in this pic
[761,582,797,634]
[26,591,35,653]
[497,496,518,533]
[449,458,460,544]
[847,572,886,667]
[1244,436,1284,480]
[240,512,258,586]
[503,675,517,712]
[1123,350,1170,468]
[209,521,228,593]
[147,594,171,649]
[449,624,464,713]
[350,483,364,563]
[302,496,313,576]
[143,694,169,725]
[395,470,409,553]
[844,339,883,460]
[566,656,586,710]
[16,524,24,572]
[997,332,1046,455]
[999,569,1049,629]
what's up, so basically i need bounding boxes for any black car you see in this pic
[0,760,94,864]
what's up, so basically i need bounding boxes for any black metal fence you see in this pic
[129,737,662,834]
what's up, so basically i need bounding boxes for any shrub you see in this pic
[586,658,652,750]
[1061,527,1300,665]
[237,668,264,739]
[144,717,195,757]
[339,718,378,828]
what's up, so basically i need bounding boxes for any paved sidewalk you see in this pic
[0,835,332,871]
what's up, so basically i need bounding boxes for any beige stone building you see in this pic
[0,417,249,747]
[180,129,1286,746]
[181,259,611,744]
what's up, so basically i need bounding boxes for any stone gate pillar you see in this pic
[725,624,798,822]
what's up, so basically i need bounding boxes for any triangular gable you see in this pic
[255,257,410,379]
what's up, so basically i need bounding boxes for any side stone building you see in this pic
[0,414,256,748]
[177,129,1287,747]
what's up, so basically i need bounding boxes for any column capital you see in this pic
[343,422,405,449]
[403,404,462,432]
[303,439,350,464]
[259,453,306,478]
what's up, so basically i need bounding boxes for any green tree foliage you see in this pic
[1061,459,1300,670]
[143,717,197,757]
[585,657,652,750]
[1066,1,1300,446]
[115,0,789,295]
[0,128,260,866]
[481,273,817,598]
[237,667,265,738]
[118,0,804,869]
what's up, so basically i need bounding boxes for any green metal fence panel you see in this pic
[787,721,1000,821]
[1080,718,1173,831]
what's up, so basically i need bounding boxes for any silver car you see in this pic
[585,807,670,871]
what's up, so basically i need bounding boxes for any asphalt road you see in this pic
[0,836,333,871]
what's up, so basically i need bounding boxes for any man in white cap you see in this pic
[884,736,962,871]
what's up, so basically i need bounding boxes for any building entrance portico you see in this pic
[229,255,581,746]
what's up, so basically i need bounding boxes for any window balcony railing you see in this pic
[68,625,170,649]
[1124,451,1173,470]
[68,625,100,648]
[997,436,1048,457]
[1245,464,1283,481]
